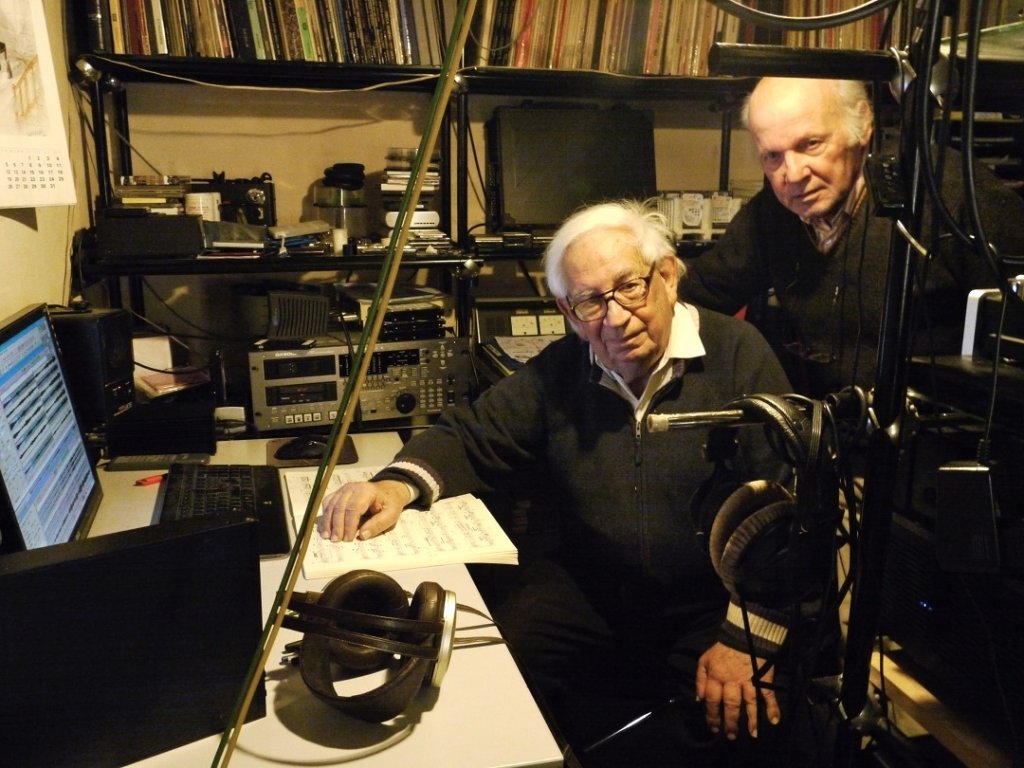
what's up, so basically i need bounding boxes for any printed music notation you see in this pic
[284,466,518,579]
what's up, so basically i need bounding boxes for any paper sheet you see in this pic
[284,466,518,578]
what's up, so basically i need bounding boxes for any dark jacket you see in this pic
[679,150,1023,398]
[377,305,794,655]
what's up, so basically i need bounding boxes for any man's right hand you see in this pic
[317,479,411,542]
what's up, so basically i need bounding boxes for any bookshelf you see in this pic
[83,3,1024,306]
[81,0,457,65]
[69,2,764,257]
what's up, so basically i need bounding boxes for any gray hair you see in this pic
[741,78,873,147]
[543,199,679,298]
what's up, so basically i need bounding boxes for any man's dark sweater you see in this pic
[680,153,1024,398]
[377,305,792,655]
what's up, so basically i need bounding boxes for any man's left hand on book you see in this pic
[319,479,414,542]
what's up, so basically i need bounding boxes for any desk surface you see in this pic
[92,434,562,768]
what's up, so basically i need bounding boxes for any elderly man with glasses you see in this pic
[320,199,807,766]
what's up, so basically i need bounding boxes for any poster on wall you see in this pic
[0,0,76,209]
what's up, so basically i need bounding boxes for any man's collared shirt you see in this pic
[805,174,867,254]
[594,302,705,420]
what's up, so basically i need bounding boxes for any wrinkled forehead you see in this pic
[749,81,844,145]
[564,226,640,264]
[562,228,646,295]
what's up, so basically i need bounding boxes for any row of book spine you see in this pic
[780,0,1011,51]
[466,0,1018,76]
[467,0,901,76]
[85,1,1018,75]
[779,0,902,52]
[88,0,457,66]
[467,0,793,76]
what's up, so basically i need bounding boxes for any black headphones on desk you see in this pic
[283,569,456,723]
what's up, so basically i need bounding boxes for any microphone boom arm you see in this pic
[647,408,757,432]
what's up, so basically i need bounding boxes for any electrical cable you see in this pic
[706,0,900,31]
[88,54,439,93]
[960,0,1013,288]
[908,0,989,271]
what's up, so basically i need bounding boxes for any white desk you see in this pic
[92,435,562,768]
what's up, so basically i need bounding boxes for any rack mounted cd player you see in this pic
[248,336,472,431]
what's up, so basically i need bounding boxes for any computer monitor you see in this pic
[0,304,102,553]
[486,105,658,233]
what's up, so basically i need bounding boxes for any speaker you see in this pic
[50,307,134,430]
[284,569,456,722]
[233,283,330,341]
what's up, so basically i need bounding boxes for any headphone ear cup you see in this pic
[296,570,456,723]
[408,581,456,687]
[691,480,742,552]
[709,480,793,578]
[717,499,797,605]
[317,569,411,671]
[298,569,413,722]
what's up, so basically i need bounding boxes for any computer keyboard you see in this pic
[158,463,291,556]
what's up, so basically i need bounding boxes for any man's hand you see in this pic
[317,479,411,542]
[696,641,779,740]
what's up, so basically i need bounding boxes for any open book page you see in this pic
[284,467,518,579]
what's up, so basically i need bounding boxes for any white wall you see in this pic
[119,85,762,235]
[0,4,92,319]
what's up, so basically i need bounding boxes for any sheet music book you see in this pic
[284,466,518,579]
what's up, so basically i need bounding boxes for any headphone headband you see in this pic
[285,569,457,723]
[282,615,442,661]
[288,592,447,639]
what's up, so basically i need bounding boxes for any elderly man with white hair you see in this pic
[319,199,819,765]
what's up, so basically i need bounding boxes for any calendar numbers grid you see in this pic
[0,147,75,207]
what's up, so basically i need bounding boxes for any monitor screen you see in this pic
[486,105,658,233]
[0,304,101,552]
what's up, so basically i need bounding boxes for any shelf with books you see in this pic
[466,0,784,76]
[69,3,770,326]
[79,0,457,68]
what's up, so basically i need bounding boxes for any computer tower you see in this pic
[880,512,1024,754]
[50,307,134,430]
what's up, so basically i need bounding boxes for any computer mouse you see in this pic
[274,436,328,461]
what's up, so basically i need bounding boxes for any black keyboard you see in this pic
[158,464,291,556]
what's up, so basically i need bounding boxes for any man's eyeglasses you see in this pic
[567,265,657,322]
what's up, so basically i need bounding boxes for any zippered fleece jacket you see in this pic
[374,304,796,658]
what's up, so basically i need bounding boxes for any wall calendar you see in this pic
[0,0,75,208]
